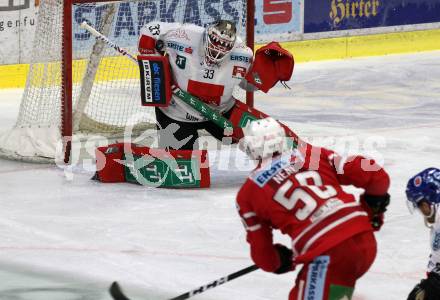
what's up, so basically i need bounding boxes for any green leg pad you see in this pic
[124,154,202,188]
[328,284,354,300]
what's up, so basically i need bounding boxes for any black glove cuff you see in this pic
[274,244,293,274]
[364,193,390,213]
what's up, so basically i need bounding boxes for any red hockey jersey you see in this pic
[236,143,389,272]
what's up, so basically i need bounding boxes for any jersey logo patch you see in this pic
[230,54,251,63]
[176,55,186,69]
[167,41,187,52]
[250,156,290,187]
[167,29,190,41]
[232,66,247,79]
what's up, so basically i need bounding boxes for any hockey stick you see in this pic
[80,21,137,63]
[109,264,259,300]
[80,22,234,132]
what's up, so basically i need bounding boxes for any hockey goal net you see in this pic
[0,0,254,163]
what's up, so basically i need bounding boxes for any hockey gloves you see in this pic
[362,193,390,231]
[407,271,440,300]
[138,35,158,55]
[245,41,294,93]
[138,35,165,55]
[274,244,295,274]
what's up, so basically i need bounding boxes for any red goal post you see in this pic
[0,0,255,163]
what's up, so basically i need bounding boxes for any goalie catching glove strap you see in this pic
[245,41,294,93]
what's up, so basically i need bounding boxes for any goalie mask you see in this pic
[239,117,289,161]
[406,168,440,214]
[204,20,236,65]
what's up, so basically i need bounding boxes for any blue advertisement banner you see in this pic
[304,0,440,33]
[72,0,302,53]
[72,0,247,51]
[255,0,301,35]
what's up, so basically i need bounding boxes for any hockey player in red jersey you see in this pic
[236,118,390,300]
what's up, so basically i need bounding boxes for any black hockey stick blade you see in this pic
[109,282,131,300]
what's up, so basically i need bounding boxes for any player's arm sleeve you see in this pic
[327,148,390,195]
[138,22,180,54]
[236,185,281,272]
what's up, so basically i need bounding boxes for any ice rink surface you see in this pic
[0,50,440,299]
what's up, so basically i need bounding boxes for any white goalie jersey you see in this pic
[139,21,253,123]
[428,204,440,273]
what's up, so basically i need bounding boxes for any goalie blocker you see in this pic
[94,143,210,188]
[138,55,172,107]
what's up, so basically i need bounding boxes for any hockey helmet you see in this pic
[204,20,236,65]
[239,117,289,161]
[406,167,440,213]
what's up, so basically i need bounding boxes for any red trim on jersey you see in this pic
[187,80,224,106]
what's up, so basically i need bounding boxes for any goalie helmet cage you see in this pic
[0,0,254,164]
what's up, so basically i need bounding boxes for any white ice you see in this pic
[1,50,440,300]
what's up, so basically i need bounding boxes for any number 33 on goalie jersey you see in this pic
[236,143,389,271]
[139,21,253,122]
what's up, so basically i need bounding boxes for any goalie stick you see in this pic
[80,22,234,133]
[109,264,259,300]
[80,21,137,63]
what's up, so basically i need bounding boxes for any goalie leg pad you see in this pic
[95,143,126,183]
[228,100,299,147]
[228,100,269,128]
[95,143,210,188]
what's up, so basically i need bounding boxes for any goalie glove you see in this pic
[245,41,294,93]
[138,35,166,55]
[139,35,158,55]
[361,193,390,231]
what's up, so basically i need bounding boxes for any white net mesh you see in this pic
[0,0,248,162]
